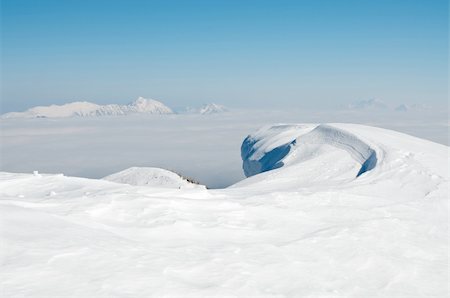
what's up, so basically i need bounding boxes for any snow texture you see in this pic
[242,124,377,178]
[0,123,448,297]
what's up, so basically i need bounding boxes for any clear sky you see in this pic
[1,0,448,112]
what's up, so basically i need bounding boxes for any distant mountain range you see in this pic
[394,103,430,112]
[1,97,228,119]
[177,103,228,115]
[346,98,429,112]
[346,98,388,110]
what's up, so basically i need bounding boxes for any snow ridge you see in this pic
[241,124,311,177]
[1,97,173,119]
[297,124,378,177]
[241,124,378,178]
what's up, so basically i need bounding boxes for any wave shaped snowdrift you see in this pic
[242,124,378,178]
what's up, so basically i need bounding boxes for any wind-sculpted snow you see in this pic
[103,167,205,189]
[241,124,312,177]
[0,123,448,297]
[241,137,296,176]
[296,124,378,177]
[242,124,378,179]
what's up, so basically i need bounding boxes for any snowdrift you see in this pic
[0,123,448,297]
[103,167,205,189]
[241,124,378,179]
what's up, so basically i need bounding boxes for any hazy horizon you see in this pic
[1,95,449,114]
[1,109,447,189]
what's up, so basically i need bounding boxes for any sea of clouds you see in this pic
[1,108,447,188]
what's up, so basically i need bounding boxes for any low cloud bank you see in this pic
[1,108,447,188]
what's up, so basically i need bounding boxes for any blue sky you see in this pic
[1,0,448,112]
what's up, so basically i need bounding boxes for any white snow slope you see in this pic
[0,97,173,118]
[0,123,448,297]
[103,167,205,189]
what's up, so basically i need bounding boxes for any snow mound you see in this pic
[295,124,378,177]
[102,167,205,189]
[241,124,313,177]
[0,97,173,119]
[242,124,377,178]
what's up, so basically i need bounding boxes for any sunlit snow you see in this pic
[0,123,448,297]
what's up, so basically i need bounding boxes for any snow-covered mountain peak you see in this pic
[131,97,160,108]
[127,97,173,114]
[130,97,149,107]
[199,103,228,114]
[173,103,228,115]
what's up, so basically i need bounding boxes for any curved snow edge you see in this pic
[301,124,377,177]
[241,124,377,178]
[241,136,296,177]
